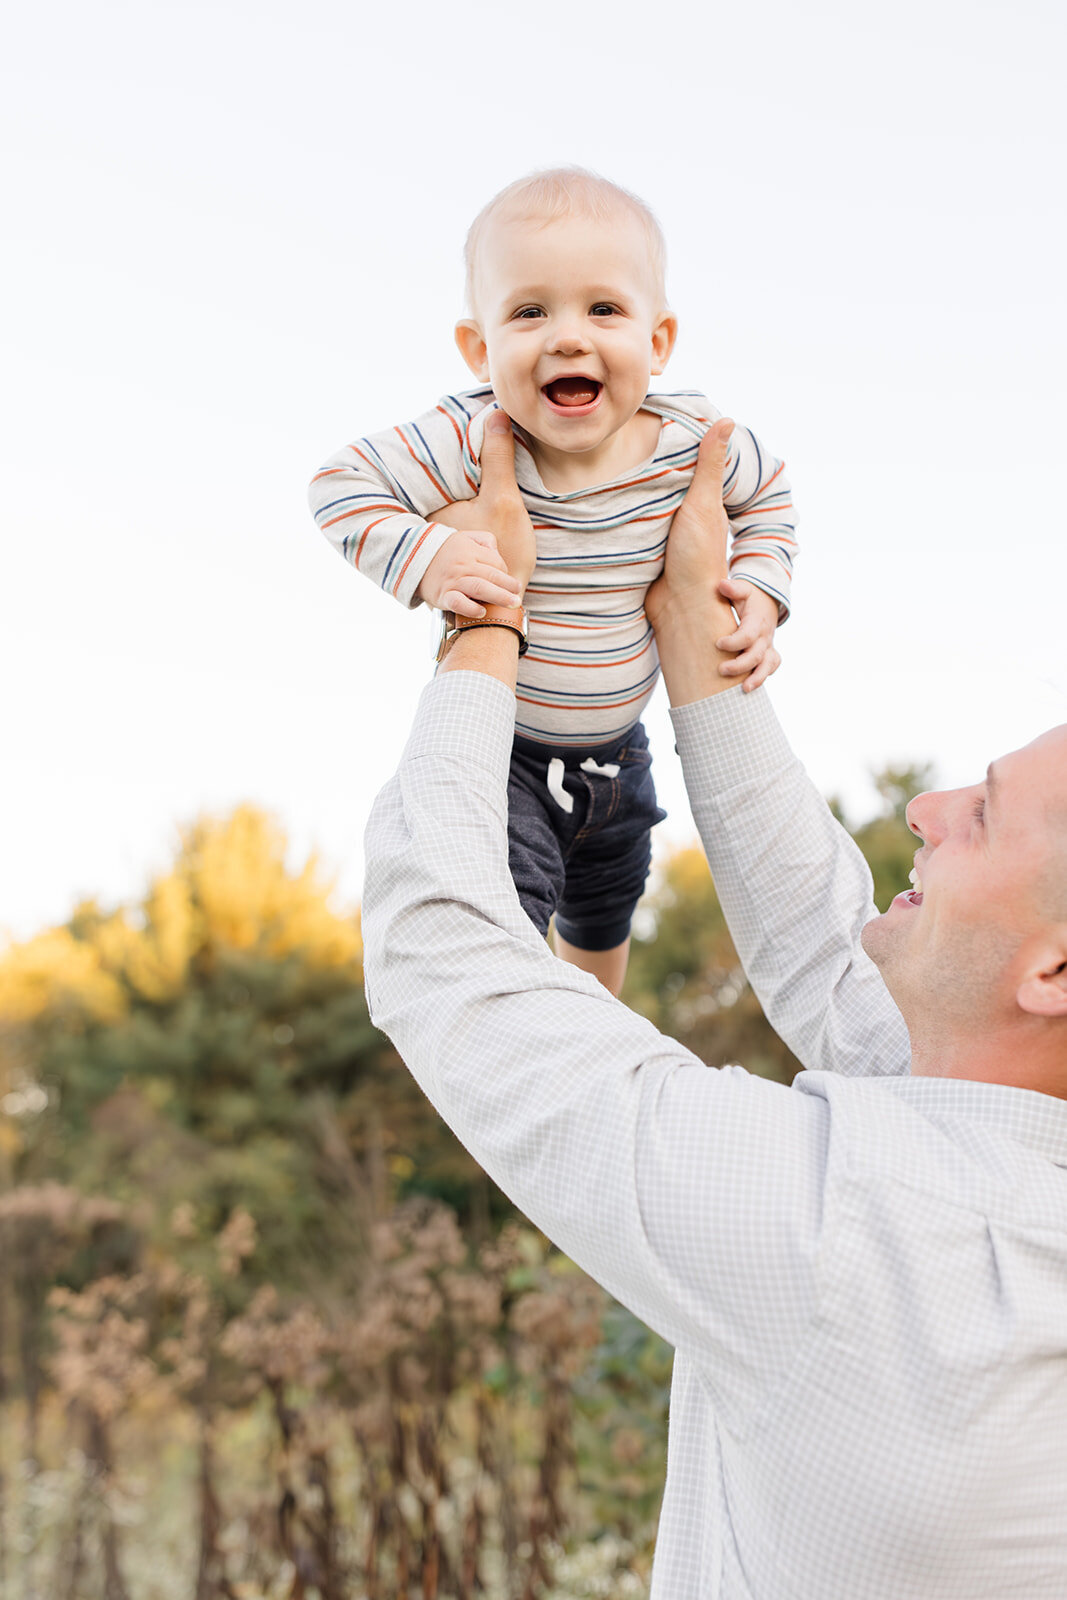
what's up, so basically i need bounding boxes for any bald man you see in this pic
[362,412,1067,1599]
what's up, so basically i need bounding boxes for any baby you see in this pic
[309,168,797,996]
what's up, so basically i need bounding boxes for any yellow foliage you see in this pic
[94,872,199,1004]
[655,845,714,906]
[0,927,127,1025]
[179,805,361,969]
[0,806,360,1030]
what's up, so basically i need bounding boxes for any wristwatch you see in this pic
[436,605,529,663]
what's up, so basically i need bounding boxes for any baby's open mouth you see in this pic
[543,377,602,407]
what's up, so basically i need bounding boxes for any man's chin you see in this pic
[859,909,883,958]
[860,909,897,975]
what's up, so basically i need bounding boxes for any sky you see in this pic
[4,0,1066,940]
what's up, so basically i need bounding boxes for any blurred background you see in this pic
[2,0,1065,1594]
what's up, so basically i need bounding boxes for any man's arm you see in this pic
[363,675,828,1419]
[361,415,828,1417]
[647,429,910,1078]
[672,687,910,1078]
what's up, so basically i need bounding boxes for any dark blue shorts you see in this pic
[507,722,666,951]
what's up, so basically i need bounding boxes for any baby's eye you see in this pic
[513,306,545,320]
[590,303,620,317]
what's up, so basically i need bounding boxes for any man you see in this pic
[362,412,1067,1597]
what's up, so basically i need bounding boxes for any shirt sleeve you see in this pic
[362,671,833,1419]
[722,424,797,620]
[308,398,479,609]
[671,685,911,1079]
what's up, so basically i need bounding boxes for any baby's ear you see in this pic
[455,320,490,381]
[650,310,678,376]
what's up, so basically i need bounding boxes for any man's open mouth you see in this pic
[542,377,603,410]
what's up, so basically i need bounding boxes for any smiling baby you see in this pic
[309,167,797,994]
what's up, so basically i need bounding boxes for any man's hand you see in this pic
[416,529,523,617]
[715,579,782,693]
[644,419,758,708]
[420,410,536,610]
[645,418,735,634]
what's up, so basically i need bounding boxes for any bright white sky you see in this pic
[4,0,1065,939]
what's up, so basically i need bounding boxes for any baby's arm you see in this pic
[718,423,798,691]
[714,579,782,691]
[309,397,517,613]
[415,530,522,616]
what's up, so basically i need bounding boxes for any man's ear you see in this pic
[1017,932,1067,1018]
[650,311,678,376]
[456,320,490,382]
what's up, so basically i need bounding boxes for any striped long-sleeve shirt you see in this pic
[309,388,797,745]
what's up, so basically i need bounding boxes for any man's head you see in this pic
[861,724,1067,1089]
[455,168,677,487]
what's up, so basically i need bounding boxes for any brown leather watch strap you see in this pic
[438,605,528,661]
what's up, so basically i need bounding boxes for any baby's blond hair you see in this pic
[463,167,668,314]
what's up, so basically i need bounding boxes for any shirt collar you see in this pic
[840,1073,1067,1167]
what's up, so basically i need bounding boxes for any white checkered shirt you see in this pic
[363,671,1067,1598]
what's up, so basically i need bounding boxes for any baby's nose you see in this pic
[547,320,593,353]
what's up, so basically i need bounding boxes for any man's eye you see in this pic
[972,797,985,824]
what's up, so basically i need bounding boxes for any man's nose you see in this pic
[908,793,927,844]
[906,784,969,844]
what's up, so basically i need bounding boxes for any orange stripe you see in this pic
[396,428,449,499]
[535,618,618,631]
[526,585,649,597]
[348,444,381,472]
[392,526,433,595]
[729,539,797,557]
[438,405,465,447]
[354,516,392,569]
[322,502,405,529]
[732,534,797,548]
[440,408,478,492]
[525,642,652,669]
[532,511,672,532]
[310,467,349,481]
[517,687,652,711]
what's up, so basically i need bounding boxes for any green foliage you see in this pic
[850,762,933,911]
[0,808,489,1302]
[625,760,933,1082]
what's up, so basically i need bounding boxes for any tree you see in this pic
[624,761,931,1082]
[0,806,489,1299]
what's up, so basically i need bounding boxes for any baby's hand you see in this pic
[715,578,782,692]
[416,529,525,618]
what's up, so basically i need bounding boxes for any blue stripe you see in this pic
[515,664,660,703]
[534,605,646,623]
[317,491,403,518]
[529,628,654,662]
[411,422,449,489]
[361,439,418,513]
[514,716,640,746]
[530,491,684,532]
[655,441,700,467]
[381,527,418,590]
[535,535,668,567]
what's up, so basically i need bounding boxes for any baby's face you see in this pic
[456,210,676,488]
